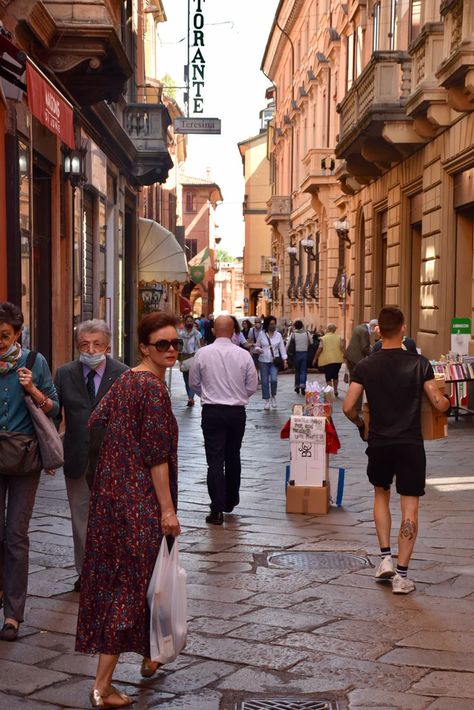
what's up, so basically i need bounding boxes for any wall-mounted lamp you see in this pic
[18,145,29,179]
[286,245,299,265]
[62,146,87,188]
[140,281,164,312]
[300,238,318,261]
[334,219,352,248]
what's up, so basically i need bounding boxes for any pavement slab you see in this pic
[3,370,473,708]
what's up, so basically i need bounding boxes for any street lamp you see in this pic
[334,219,352,248]
[62,146,87,188]
[300,238,317,260]
[140,281,164,312]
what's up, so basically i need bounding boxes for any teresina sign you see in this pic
[190,0,205,114]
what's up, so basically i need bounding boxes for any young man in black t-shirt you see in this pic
[343,307,450,594]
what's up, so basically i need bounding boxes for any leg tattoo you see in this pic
[400,519,417,540]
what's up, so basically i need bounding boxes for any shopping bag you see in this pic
[328,467,345,507]
[147,537,187,664]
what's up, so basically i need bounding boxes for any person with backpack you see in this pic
[247,317,264,380]
[286,320,312,395]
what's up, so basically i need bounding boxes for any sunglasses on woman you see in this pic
[149,338,184,353]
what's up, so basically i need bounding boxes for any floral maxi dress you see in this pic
[75,370,178,656]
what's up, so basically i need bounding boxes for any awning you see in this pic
[26,60,74,148]
[138,218,188,284]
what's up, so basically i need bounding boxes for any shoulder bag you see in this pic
[23,352,64,471]
[266,334,284,370]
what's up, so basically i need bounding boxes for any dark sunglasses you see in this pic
[149,338,184,353]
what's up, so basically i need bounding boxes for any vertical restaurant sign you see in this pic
[26,61,75,149]
[190,0,205,114]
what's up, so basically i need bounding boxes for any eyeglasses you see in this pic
[148,338,184,353]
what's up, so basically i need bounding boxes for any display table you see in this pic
[445,378,474,421]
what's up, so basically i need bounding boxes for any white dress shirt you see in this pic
[189,337,258,406]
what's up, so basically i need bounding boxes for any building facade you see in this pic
[238,121,273,317]
[181,175,223,316]
[214,259,245,317]
[335,0,474,359]
[0,0,179,368]
[262,0,349,336]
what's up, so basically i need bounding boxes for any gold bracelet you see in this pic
[36,397,48,409]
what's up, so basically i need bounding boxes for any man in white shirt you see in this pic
[189,316,258,525]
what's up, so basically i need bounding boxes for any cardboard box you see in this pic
[290,442,328,486]
[362,380,448,441]
[286,484,329,515]
[421,378,448,440]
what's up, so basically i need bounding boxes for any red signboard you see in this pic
[26,61,74,149]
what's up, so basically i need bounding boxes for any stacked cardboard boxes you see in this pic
[286,415,329,515]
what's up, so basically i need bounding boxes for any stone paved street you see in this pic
[1,368,474,709]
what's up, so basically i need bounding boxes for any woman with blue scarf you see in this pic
[0,302,58,641]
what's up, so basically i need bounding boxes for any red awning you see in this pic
[26,60,74,148]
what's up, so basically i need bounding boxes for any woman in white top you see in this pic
[257,315,288,410]
[178,315,202,406]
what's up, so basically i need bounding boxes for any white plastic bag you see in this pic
[147,537,187,664]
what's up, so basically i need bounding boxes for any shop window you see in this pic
[117,211,124,361]
[389,0,398,50]
[18,141,31,348]
[373,1,381,51]
[98,198,107,321]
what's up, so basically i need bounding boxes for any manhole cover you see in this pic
[238,701,338,709]
[267,551,369,571]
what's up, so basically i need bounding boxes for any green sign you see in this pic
[451,317,471,334]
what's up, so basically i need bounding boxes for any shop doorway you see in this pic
[32,164,52,364]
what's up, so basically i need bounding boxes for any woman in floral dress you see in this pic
[76,312,183,709]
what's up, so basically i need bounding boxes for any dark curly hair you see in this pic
[137,312,179,345]
[0,301,24,332]
[263,315,276,332]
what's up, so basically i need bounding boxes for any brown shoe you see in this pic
[0,622,19,642]
[140,657,161,678]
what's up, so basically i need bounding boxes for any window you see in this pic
[346,27,363,90]
[389,0,398,50]
[373,1,381,51]
[186,238,198,260]
[409,0,422,43]
[346,32,354,89]
[185,192,196,212]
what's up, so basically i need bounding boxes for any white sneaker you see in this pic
[264,400,271,410]
[270,396,277,409]
[392,573,415,594]
[375,556,395,581]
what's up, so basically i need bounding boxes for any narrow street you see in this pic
[1,370,473,709]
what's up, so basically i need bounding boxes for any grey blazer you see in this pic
[54,357,128,479]
[344,324,371,365]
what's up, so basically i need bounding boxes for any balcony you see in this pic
[406,23,450,136]
[336,52,424,182]
[22,1,132,106]
[436,0,474,112]
[266,196,291,227]
[301,148,338,195]
[124,103,173,186]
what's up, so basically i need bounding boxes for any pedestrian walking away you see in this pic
[75,312,182,707]
[0,301,59,642]
[54,319,128,594]
[189,315,258,525]
[314,323,345,396]
[286,319,311,395]
[257,315,288,410]
[343,307,450,594]
[178,314,202,407]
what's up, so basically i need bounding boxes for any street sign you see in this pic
[173,117,221,135]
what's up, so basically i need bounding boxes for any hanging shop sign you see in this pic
[189,0,206,114]
[174,117,221,134]
[26,60,74,149]
[451,317,471,355]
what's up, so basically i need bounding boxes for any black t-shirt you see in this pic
[352,349,434,446]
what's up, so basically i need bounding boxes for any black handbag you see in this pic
[0,431,42,476]
[266,334,284,370]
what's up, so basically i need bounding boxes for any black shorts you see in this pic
[366,444,426,497]
[323,363,342,382]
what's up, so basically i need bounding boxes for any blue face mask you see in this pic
[79,352,106,370]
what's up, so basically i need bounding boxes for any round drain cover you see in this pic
[267,551,369,571]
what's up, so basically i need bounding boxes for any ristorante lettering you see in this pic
[191,0,205,114]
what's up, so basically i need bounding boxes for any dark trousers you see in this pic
[0,472,41,621]
[201,405,246,513]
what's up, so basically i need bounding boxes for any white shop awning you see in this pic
[138,218,188,284]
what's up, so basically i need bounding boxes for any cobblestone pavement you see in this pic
[1,367,474,709]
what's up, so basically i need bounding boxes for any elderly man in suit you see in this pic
[54,320,128,592]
